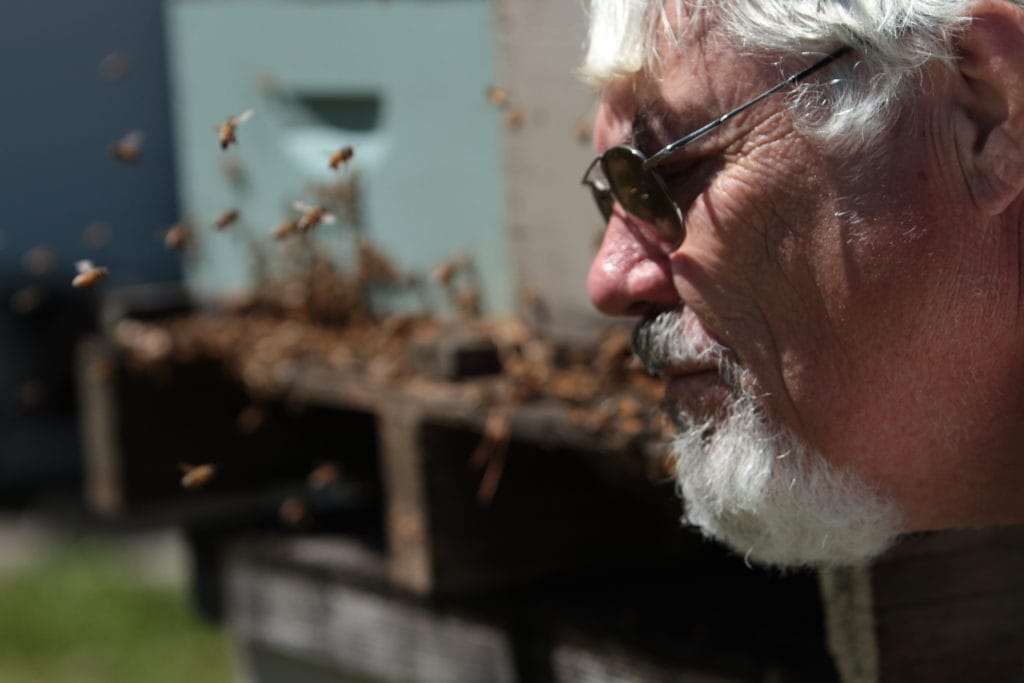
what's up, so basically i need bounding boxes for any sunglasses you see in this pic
[581,47,850,249]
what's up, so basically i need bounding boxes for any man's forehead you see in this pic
[626,51,736,152]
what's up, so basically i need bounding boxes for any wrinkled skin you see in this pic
[587,4,1024,532]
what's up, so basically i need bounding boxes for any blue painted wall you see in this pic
[0,0,180,495]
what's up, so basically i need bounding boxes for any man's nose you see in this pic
[587,210,680,316]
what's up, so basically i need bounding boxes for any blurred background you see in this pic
[0,1,842,682]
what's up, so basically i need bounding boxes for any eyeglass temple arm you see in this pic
[644,46,851,170]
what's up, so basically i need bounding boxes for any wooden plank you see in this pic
[377,399,435,594]
[551,643,742,683]
[77,335,126,513]
[818,566,879,683]
[226,541,518,683]
[235,639,383,683]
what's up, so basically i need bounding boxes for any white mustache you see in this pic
[631,308,733,378]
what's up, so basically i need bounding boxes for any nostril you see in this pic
[624,301,651,316]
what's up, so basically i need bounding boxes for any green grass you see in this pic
[0,542,231,683]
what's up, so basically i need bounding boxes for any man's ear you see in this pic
[954,0,1024,215]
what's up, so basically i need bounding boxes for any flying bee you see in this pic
[98,51,129,81]
[10,286,45,315]
[573,117,593,144]
[109,130,143,163]
[236,404,266,435]
[215,208,239,230]
[486,86,509,108]
[471,405,514,505]
[293,201,335,233]
[164,222,191,250]
[307,463,342,490]
[179,462,216,490]
[217,108,254,150]
[71,260,109,288]
[83,221,111,249]
[272,218,300,240]
[328,146,354,170]
[278,496,309,527]
[505,107,525,130]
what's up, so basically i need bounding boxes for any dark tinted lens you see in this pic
[602,147,683,245]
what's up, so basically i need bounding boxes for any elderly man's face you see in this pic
[588,12,1024,564]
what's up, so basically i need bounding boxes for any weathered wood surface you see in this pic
[226,537,518,683]
[223,535,838,683]
[820,525,1024,683]
[550,643,743,683]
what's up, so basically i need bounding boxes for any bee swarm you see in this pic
[110,247,674,479]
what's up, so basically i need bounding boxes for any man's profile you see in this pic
[581,0,1024,567]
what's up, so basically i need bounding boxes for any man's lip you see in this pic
[660,363,719,379]
[664,367,719,387]
[655,358,720,378]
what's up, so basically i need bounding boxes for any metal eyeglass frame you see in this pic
[581,46,851,249]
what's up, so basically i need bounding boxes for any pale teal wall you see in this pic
[166,0,510,314]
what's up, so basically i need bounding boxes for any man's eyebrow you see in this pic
[629,107,671,156]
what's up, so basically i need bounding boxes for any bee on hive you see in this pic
[431,253,469,287]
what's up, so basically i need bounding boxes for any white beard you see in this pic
[634,310,902,568]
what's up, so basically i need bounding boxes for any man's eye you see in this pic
[662,158,722,202]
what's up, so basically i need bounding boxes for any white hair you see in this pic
[582,0,1023,150]
[632,309,901,567]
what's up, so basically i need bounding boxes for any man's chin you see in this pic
[681,500,898,568]
[669,396,903,569]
